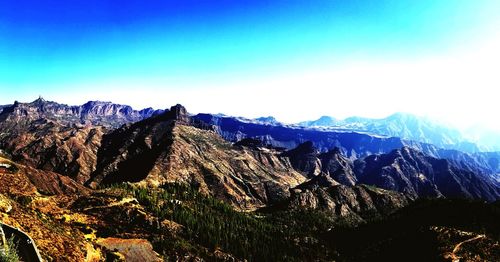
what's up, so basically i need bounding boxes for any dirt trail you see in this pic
[446,234,486,262]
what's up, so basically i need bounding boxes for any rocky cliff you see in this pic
[0,97,163,129]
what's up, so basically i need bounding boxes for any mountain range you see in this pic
[0,98,499,261]
[297,113,500,152]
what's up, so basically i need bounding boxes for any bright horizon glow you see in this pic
[1,1,500,132]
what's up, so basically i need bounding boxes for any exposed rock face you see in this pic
[290,184,409,223]
[319,148,357,186]
[0,156,89,196]
[285,143,499,202]
[88,105,305,210]
[281,141,321,177]
[355,147,500,201]
[0,119,104,183]
[0,98,163,129]
[78,101,164,128]
[0,98,166,184]
[282,142,357,186]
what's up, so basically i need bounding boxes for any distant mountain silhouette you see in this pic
[299,112,481,153]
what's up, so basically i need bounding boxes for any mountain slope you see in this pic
[289,183,410,224]
[282,142,499,201]
[355,147,500,201]
[0,118,104,184]
[88,105,306,210]
[0,98,166,184]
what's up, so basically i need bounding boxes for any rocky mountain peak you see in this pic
[325,147,342,155]
[319,147,357,186]
[282,141,321,177]
[291,141,317,155]
[167,104,190,124]
[0,98,166,128]
[32,96,46,104]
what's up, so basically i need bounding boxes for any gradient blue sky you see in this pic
[1,1,500,130]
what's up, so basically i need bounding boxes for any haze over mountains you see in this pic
[298,113,481,152]
[0,98,499,261]
[1,98,498,189]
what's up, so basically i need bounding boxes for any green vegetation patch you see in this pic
[112,183,335,261]
[0,236,20,262]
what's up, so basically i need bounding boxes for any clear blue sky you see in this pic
[1,1,500,130]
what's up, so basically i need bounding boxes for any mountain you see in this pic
[281,143,357,187]
[0,99,499,261]
[298,112,481,153]
[87,104,306,210]
[0,98,164,183]
[254,116,281,125]
[0,97,164,129]
[0,156,93,261]
[289,183,410,224]
[355,147,500,201]
[0,117,104,184]
[1,100,497,199]
[282,142,499,201]
[0,104,9,114]
[299,116,339,127]
[193,113,500,175]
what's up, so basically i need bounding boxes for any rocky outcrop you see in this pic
[282,142,357,186]
[319,148,357,186]
[281,141,321,177]
[96,238,162,262]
